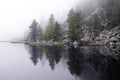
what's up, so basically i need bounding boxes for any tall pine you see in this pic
[29,19,38,42]
[44,14,55,40]
[67,9,83,41]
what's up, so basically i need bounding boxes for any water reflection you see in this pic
[44,46,62,70]
[26,45,120,80]
[27,45,44,65]
[67,47,83,76]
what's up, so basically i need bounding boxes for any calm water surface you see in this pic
[0,42,120,80]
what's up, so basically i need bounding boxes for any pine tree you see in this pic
[44,14,55,40]
[67,9,83,41]
[36,25,44,41]
[52,21,62,41]
[29,19,38,42]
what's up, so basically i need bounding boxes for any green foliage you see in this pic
[26,0,120,44]
[52,21,62,41]
[91,0,120,30]
[37,25,44,41]
[92,15,104,30]
[44,14,55,40]
[27,19,44,42]
[67,9,83,41]
[105,0,120,29]
[109,7,120,28]
[29,19,38,42]
[44,14,62,41]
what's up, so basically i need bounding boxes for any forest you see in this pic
[23,0,120,46]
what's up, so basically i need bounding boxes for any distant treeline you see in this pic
[25,0,120,43]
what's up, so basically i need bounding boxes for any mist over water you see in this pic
[0,0,119,80]
[0,43,120,80]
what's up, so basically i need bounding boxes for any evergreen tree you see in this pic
[29,19,38,42]
[52,21,62,41]
[44,14,55,40]
[92,14,104,30]
[67,9,83,41]
[105,0,120,29]
[36,25,44,41]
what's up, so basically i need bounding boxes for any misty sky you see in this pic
[0,0,77,40]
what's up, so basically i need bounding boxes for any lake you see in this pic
[0,42,120,80]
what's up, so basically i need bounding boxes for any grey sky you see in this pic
[0,0,79,40]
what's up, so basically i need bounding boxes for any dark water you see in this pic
[0,43,120,80]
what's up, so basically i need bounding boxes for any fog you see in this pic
[0,0,102,41]
[0,0,75,40]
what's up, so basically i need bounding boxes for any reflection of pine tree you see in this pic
[49,59,55,70]
[29,45,38,65]
[44,46,62,70]
[67,47,83,76]
[37,46,44,61]
[27,45,44,66]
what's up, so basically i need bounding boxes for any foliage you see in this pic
[27,19,44,42]
[44,14,55,40]
[52,21,62,41]
[36,25,44,41]
[25,0,120,46]
[44,14,62,41]
[67,9,83,41]
[29,20,38,42]
[92,15,104,30]
[105,0,120,29]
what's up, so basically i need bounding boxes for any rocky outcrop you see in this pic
[81,6,120,46]
[95,27,119,45]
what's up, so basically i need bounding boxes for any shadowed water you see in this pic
[0,42,120,80]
